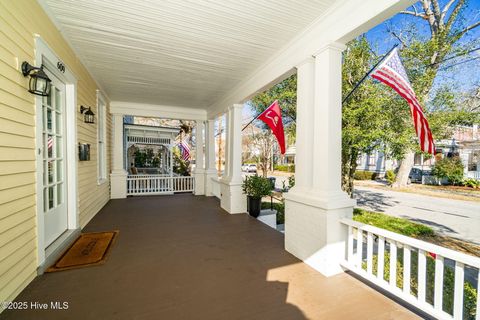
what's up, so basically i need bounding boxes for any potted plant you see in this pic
[242,175,273,218]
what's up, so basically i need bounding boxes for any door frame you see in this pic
[34,36,78,266]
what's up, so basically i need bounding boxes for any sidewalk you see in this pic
[354,180,480,202]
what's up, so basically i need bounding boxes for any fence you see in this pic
[341,218,480,320]
[127,175,194,195]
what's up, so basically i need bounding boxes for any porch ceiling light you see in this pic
[80,105,95,124]
[21,62,51,97]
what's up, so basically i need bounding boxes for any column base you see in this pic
[284,188,355,277]
[204,169,218,196]
[220,179,246,214]
[110,170,128,199]
[193,169,205,195]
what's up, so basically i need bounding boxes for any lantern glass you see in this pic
[28,70,51,96]
[84,107,95,124]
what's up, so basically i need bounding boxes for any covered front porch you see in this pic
[2,195,418,319]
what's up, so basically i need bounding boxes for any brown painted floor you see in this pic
[2,194,420,320]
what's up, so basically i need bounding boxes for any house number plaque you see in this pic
[57,61,65,73]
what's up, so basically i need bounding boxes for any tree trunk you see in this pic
[392,151,415,188]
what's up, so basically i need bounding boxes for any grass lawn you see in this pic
[353,208,480,257]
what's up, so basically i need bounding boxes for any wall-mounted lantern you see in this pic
[80,106,95,124]
[21,62,51,96]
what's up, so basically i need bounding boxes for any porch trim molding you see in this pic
[110,101,207,121]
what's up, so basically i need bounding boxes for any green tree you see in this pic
[431,156,465,185]
[390,0,480,187]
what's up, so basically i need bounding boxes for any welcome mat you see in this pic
[46,231,119,272]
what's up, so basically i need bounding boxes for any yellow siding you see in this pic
[0,0,111,308]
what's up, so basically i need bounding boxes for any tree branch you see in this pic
[400,10,428,19]
[445,0,465,32]
[453,20,480,42]
[441,0,456,21]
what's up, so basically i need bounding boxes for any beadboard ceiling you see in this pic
[42,0,336,109]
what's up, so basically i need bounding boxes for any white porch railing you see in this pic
[467,171,480,180]
[211,177,221,199]
[341,218,480,320]
[127,175,194,195]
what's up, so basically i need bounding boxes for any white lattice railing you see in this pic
[467,171,480,180]
[127,175,194,195]
[211,177,221,199]
[341,218,480,320]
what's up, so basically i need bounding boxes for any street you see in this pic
[354,185,480,244]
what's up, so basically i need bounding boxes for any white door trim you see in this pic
[34,36,78,266]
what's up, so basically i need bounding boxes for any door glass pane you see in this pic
[57,160,63,182]
[47,135,53,158]
[55,88,61,111]
[43,160,47,184]
[56,112,62,134]
[43,188,47,212]
[48,186,54,209]
[47,109,52,131]
[48,161,54,184]
[46,90,52,107]
[57,183,63,205]
[56,137,62,158]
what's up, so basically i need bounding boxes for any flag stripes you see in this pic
[371,48,435,154]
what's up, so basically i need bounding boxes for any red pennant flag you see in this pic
[257,100,286,154]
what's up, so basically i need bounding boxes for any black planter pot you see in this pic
[247,196,262,218]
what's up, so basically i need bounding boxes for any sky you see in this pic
[244,0,480,121]
[363,0,480,94]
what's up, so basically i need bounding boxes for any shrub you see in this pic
[462,178,480,189]
[242,175,273,198]
[354,171,378,180]
[385,170,396,185]
[353,208,434,237]
[431,157,464,185]
[364,252,477,319]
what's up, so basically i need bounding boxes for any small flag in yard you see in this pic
[257,100,286,154]
[370,47,435,154]
[179,139,190,161]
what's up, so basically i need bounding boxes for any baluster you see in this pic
[453,262,464,319]
[377,236,385,281]
[347,226,354,262]
[434,255,444,311]
[389,241,397,288]
[367,232,373,274]
[356,228,363,268]
[418,249,427,302]
[403,245,411,295]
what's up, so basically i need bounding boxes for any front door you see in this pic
[40,69,68,247]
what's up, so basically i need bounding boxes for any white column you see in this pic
[204,119,218,196]
[110,113,128,198]
[220,104,246,213]
[284,43,355,277]
[223,112,231,179]
[194,121,205,195]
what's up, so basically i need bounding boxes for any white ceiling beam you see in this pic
[110,101,207,121]
[207,0,416,118]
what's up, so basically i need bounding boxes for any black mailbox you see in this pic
[78,143,90,161]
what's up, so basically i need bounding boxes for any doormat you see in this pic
[46,231,119,272]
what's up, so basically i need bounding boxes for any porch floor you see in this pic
[4,195,420,319]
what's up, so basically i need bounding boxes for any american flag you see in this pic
[371,47,435,154]
[178,139,190,161]
[47,136,53,151]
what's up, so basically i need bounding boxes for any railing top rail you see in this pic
[341,218,480,268]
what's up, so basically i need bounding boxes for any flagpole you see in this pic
[342,44,398,104]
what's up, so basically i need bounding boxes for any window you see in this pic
[97,91,107,183]
[368,152,376,166]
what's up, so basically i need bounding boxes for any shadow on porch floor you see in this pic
[3,194,420,319]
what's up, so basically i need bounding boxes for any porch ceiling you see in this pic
[40,0,336,108]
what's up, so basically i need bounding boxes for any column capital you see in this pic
[295,57,315,69]
[313,42,347,56]
[229,103,243,111]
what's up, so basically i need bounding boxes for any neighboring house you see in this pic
[357,125,480,180]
